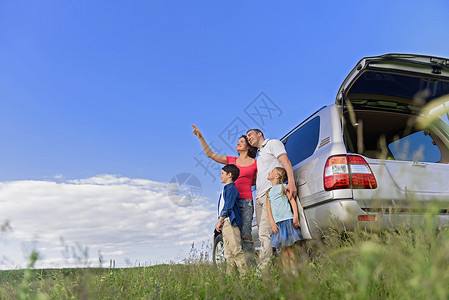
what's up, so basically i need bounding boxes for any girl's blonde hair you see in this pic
[273,167,287,184]
[266,167,288,199]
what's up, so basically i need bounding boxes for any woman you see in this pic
[192,124,257,255]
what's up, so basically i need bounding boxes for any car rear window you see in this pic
[349,71,449,102]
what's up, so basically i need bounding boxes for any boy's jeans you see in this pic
[239,199,254,254]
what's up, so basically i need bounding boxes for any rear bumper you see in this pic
[304,199,449,238]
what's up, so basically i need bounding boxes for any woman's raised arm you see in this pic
[192,124,227,164]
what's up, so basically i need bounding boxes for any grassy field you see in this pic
[2,213,449,299]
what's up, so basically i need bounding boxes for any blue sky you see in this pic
[1,0,449,269]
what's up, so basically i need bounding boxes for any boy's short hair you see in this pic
[247,128,264,138]
[222,164,240,182]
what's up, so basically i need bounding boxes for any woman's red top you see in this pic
[226,156,257,200]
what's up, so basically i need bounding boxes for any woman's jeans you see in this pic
[239,199,254,254]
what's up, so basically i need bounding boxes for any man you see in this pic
[246,129,297,266]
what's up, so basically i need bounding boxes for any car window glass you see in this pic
[429,100,449,127]
[284,117,320,166]
[350,72,449,103]
[388,131,441,163]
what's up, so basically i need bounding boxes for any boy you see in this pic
[216,164,246,274]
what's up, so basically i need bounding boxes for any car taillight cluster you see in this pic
[324,155,377,191]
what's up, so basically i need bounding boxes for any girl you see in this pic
[192,124,257,255]
[266,167,302,271]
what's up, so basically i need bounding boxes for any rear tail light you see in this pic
[358,215,376,221]
[324,155,377,191]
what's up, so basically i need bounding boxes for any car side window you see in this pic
[388,130,441,163]
[284,116,320,166]
[429,100,449,127]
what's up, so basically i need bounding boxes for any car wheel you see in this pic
[213,233,225,267]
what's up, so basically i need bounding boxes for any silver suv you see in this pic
[213,53,449,263]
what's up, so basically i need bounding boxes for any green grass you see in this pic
[3,214,449,299]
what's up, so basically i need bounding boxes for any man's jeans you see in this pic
[255,194,272,265]
[239,199,254,254]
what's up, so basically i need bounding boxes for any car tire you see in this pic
[213,233,225,267]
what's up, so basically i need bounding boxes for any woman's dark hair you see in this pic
[222,164,240,182]
[240,135,258,159]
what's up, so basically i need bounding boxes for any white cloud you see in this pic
[0,175,216,269]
